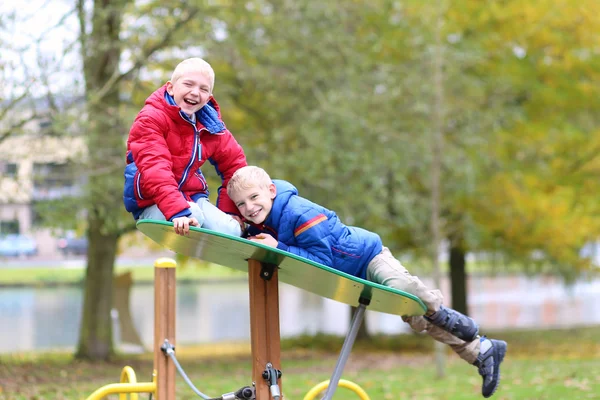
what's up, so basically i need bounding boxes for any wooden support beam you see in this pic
[248,259,282,399]
[154,258,177,400]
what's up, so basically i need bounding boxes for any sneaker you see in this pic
[474,337,507,398]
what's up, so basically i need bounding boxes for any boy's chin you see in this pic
[182,107,200,115]
[248,216,266,225]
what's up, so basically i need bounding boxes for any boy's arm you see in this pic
[129,114,190,220]
[208,130,247,215]
[275,210,334,267]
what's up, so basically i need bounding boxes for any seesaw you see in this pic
[87,219,426,400]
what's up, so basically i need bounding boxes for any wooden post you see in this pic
[248,259,282,399]
[154,258,177,400]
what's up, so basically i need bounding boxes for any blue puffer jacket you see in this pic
[250,180,383,279]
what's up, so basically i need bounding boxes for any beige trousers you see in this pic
[366,247,480,363]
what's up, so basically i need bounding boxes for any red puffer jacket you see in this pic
[124,84,247,220]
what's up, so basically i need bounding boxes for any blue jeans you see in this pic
[139,198,242,237]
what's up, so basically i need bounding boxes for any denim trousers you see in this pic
[139,197,242,237]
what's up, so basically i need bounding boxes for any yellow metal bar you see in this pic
[119,366,139,400]
[120,366,137,383]
[303,379,371,400]
[86,366,156,400]
[85,382,156,400]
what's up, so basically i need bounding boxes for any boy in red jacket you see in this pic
[124,58,246,236]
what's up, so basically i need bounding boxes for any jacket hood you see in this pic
[145,85,180,120]
[265,179,297,227]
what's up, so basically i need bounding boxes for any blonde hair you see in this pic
[170,58,215,93]
[228,166,273,195]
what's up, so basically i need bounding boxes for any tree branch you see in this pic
[77,0,87,68]
[90,6,201,104]
[0,110,39,142]
[38,4,78,39]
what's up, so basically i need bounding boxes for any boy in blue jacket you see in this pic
[227,166,507,399]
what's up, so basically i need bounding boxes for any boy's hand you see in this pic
[172,216,199,236]
[248,233,278,248]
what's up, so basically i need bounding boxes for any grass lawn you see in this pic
[3,257,596,287]
[1,326,599,400]
[0,261,245,286]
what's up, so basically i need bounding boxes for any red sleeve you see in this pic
[128,112,189,220]
[208,129,247,215]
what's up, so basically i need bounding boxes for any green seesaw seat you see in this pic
[137,219,426,400]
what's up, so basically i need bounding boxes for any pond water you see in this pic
[1,274,599,353]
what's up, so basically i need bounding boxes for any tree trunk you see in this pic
[76,224,119,360]
[73,0,204,360]
[449,239,468,315]
[75,0,128,360]
[430,0,447,379]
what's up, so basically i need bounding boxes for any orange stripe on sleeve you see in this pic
[294,214,327,237]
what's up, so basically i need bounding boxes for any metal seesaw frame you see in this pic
[134,220,427,400]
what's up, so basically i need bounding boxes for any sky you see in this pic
[0,0,178,98]
[1,0,81,95]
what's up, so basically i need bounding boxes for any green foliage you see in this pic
[464,0,600,271]
[0,263,244,286]
[6,0,600,281]
[135,0,600,279]
[198,1,435,246]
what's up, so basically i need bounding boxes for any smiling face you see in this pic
[229,183,277,225]
[166,70,212,116]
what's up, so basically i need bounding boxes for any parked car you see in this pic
[0,234,38,258]
[57,235,88,256]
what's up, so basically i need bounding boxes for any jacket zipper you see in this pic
[178,112,207,191]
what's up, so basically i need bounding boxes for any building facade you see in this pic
[0,123,85,253]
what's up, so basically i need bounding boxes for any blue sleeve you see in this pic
[278,209,333,267]
[168,208,192,221]
[244,225,262,238]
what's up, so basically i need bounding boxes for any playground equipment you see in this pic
[85,365,155,400]
[86,257,174,400]
[303,379,371,400]
[87,220,426,399]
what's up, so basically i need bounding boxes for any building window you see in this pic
[39,119,52,130]
[32,162,81,200]
[1,163,18,178]
[0,220,19,235]
[6,163,17,177]
[33,162,74,188]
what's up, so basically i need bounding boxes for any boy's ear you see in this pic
[166,81,174,96]
[269,183,277,199]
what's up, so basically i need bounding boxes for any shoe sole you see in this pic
[484,340,507,398]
